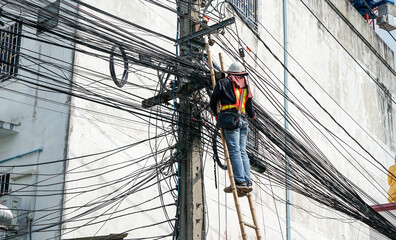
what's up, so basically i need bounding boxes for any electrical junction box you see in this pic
[37,0,60,34]
[378,3,396,31]
[0,196,21,230]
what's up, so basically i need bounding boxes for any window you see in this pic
[229,0,257,29]
[0,173,10,197]
[0,22,22,81]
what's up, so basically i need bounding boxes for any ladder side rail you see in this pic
[247,193,262,239]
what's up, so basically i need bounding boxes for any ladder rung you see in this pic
[243,222,257,229]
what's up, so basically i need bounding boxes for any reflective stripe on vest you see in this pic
[221,82,248,113]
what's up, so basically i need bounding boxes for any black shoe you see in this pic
[237,190,247,197]
[238,181,253,192]
[237,185,253,193]
[223,185,234,193]
[224,186,247,197]
[224,181,247,193]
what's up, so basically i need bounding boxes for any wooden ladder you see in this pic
[206,42,262,240]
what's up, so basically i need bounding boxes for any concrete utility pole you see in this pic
[177,0,204,239]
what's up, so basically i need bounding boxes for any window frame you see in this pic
[229,0,257,29]
[0,21,22,81]
[0,173,10,197]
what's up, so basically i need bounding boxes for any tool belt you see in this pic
[217,86,246,130]
[221,108,247,118]
[217,111,240,130]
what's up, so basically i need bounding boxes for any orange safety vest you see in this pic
[221,82,248,113]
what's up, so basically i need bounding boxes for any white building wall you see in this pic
[0,1,76,239]
[62,0,179,239]
[195,0,396,239]
[56,0,396,240]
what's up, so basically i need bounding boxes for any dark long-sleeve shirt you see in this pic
[210,78,255,118]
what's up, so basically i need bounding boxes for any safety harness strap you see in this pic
[221,81,248,113]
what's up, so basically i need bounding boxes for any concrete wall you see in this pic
[285,1,395,238]
[207,0,395,239]
[62,0,179,239]
[0,1,75,239]
[56,0,396,239]
[0,0,73,239]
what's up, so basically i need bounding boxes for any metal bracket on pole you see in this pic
[176,17,235,44]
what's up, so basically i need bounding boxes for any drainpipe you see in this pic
[0,148,43,164]
[30,151,40,221]
[283,0,291,239]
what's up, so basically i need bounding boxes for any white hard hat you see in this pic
[226,62,247,75]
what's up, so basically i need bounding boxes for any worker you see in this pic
[388,154,396,203]
[210,62,256,196]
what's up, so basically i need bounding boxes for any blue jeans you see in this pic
[223,118,251,184]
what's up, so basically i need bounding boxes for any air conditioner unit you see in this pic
[0,196,21,230]
[378,3,396,31]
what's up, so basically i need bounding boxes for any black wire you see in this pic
[2,0,396,239]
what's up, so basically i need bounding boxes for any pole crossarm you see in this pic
[176,17,235,44]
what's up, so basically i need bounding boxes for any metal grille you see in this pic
[0,173,10,197]
[229,0,257,29]
[0,22,22,81]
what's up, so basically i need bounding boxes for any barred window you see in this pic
[0,173,10,197]
[229,0,257,29]
[0,22,22,81]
